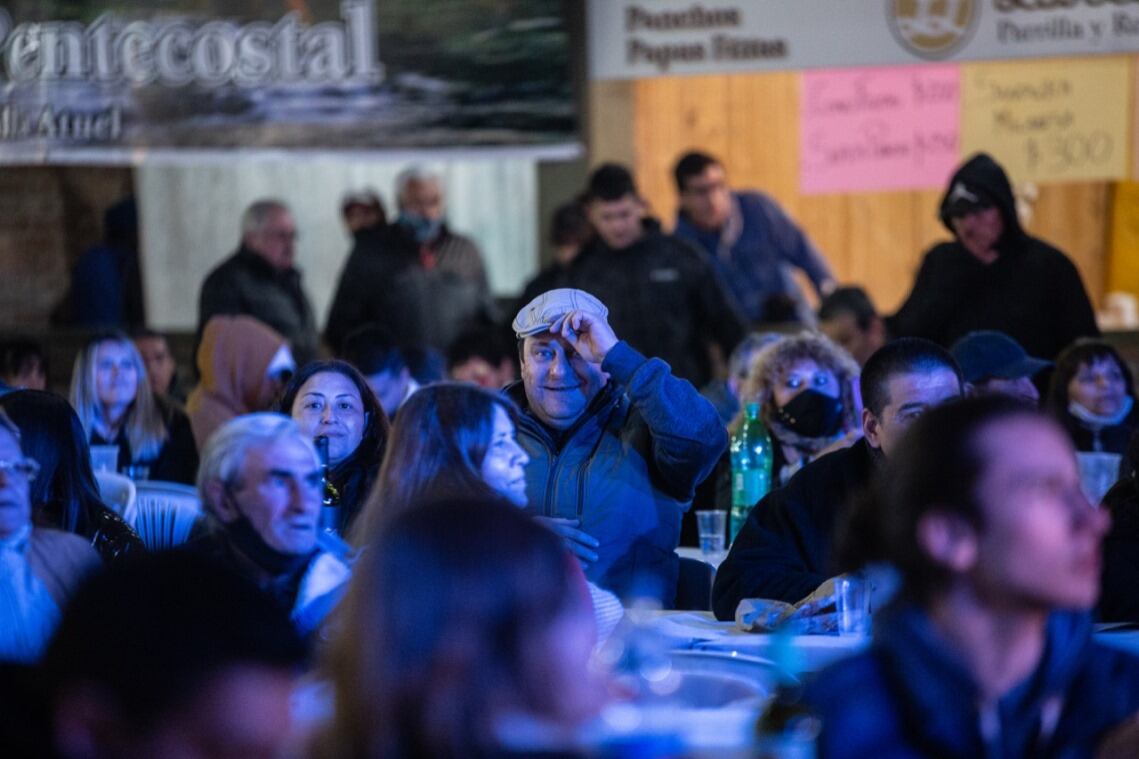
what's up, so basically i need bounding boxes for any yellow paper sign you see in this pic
[961,57,1131,184]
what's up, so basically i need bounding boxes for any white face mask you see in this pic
[1068,395,1134,428]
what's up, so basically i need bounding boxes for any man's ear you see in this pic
[862,407,880,449]
[206,480,239,523]
[916,511,977,573]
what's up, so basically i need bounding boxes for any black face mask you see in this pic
[774,389,845,439]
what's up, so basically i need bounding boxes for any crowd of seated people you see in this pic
[3,149,1139,757]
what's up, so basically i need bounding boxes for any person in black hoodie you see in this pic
[565,164,746,388]
[712,338,962,619]
[888,153,1098,361]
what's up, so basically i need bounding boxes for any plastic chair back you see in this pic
[94,470,138,524]
[131,480,203,551]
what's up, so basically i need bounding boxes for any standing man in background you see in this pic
[324,166,494,356]
[567,163,745,388]
[673,151,835,325]
[197,199,318,366]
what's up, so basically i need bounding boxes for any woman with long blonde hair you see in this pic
[70,332,198,484]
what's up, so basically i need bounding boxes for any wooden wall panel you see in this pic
[589,71,1112,315]
[1029,183,1108,306]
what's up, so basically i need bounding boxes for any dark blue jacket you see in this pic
[804,604,1139,759]
[506,341,726,606]
[674,191,832,324]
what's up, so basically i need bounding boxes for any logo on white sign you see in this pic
[888,0,978,59]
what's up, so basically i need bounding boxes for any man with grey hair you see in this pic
[189,412,350,637]
[198,199,319,365]
[0,407,100,662]
[506,288,726,606]
[324,166,491,355]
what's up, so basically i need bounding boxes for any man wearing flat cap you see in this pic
[888,153,1098,361]
[506,288,727,606]
[951,330,1051,406]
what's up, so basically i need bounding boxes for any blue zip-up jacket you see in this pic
[804,604,1139,759]
[506,341,726,606]
[674,191,833,324]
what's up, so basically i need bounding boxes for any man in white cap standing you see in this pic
[505,288,727,606]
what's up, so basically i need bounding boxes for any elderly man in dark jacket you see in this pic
[712,339,963,619]
[506,288,726,606]
[198,199,319,365]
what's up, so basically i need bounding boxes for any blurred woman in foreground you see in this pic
[318,498,606,758]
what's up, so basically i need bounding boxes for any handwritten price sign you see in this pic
[961,57,1130,184]
[799,65,960,195]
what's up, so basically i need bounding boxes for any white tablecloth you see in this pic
[646,611,868,672]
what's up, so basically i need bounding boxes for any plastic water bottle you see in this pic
[729,402,773,541]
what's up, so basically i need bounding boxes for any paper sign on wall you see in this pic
[960,57,1131,184]
[800,66,960,195]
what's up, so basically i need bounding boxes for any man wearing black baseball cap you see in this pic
[951,330,1051,406]
[888,153,1098,361]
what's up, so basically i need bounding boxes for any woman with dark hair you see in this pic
[351,382,623,638]
[70,331,198,484]
[350,382,525,545]
[0,390,143,563]
[278,360,389,533]
[1046,339,1138,456]
[316,498,606,758]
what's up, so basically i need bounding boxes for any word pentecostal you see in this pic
[0,0,380,88]
[623,4,786,73]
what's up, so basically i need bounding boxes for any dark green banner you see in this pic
[0,0,575,161]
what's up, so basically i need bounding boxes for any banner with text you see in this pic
[0,0,574,163]
[960,56,1131,183]
[800,66,961,195]
[590,0,1139,80]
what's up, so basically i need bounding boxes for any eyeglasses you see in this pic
[0,458,39,481]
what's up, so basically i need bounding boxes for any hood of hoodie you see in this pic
[938,153,1026,251]
[195,315,287,413]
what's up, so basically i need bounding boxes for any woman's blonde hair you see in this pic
[731,331,860,444]
[70,332,167,462]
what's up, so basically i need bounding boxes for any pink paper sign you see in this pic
[800,65,960,195]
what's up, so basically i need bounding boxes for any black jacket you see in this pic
[1099,475,1139,622]
[888,153,1098,360]
[198,246,318,365]
[89,399,199,485]
[565,220,746,388]
[324,223,492,355]
[712,438,878,619]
